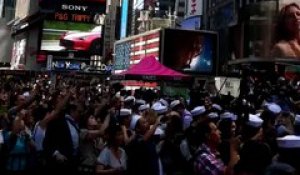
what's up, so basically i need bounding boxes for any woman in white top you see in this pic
[96,125,127,175]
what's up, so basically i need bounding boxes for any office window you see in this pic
[4,0,16,20]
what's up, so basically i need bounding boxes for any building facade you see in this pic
[103,0,121,60]
[10,0,41,70]
[204,0,285,73]
[0,0,16,66]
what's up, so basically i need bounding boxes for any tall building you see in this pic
[0,0,16,65]
[155,0,176,17]
[131,0,144,36]
[0,0,42,70]
[204,0,239,73]
[10,0,42,70]
[175,0,186,22]
[103,0,121,63]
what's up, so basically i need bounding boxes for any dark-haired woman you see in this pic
[95,125,126,175]
[272,3,300,58]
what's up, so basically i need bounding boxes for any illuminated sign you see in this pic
[39,0,106,11]
[53,12,93,23]
[61,4,88,11]
[43,1,106,24]
[120,0,129,38]
[41,1,105,53]
[114,41,131,70]
[187,0,203,17]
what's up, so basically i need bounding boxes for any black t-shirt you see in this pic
[126,135,160,175]
[236,140,272,175]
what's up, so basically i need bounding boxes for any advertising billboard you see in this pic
[161,29,218,75]
[180,15,201,30]
[41,20,102,53]
[39,0,106,11]
[51,57,90,71]
[40,0,106,55]
[120,0,129,38]
[187,0,203,17]
[114,30,160,72]
[114,41,131,71]
[133,0,144,10]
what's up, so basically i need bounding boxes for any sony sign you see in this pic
[61,4,88,12]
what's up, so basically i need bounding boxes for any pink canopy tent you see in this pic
[112,56,191,81]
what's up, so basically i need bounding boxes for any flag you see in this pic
[114,30,160,73]
[129,31,160,65]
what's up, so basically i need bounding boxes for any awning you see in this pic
[111,56,191,81]
[11,12,46,36]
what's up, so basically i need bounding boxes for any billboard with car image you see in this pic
[40,0,106,55]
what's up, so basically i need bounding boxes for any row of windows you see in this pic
[0,0,16,20]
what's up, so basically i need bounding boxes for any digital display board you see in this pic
[114,41,131,71]
[161,29,218,75]
[120,0,129,38]
[40,0,106,55]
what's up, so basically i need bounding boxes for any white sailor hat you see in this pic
[208,112,219,119]
[152,103,168,114]
[115,91,121,98]
[277,125,290,137]
[277,135,300,148]
[220,112,237,121]
[265,103,282,114]
[212,104,222,111]
[136,99,146,105]
[152,102,161,109]
[191,106,206,117]
[159,99,169,107]
[23,92,30,98]
[124,96,135,103]
[294,115,300,125]
[120,108,132,116]
[139,104,150,111]
[170,100,181,109]
[130,115,142,130]
[247,114,263,128]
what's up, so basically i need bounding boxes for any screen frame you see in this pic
[160,28,219,76]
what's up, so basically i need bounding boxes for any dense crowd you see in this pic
[0,72,300,175]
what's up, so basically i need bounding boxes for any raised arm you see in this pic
[39,90,72,129]
[85,114,111,140]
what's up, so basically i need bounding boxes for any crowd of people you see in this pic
[0,71,299,175]
[1,2,300,175]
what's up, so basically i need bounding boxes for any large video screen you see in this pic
[40,0,106,55]
[161,29,218,75]
[41,20,102,54]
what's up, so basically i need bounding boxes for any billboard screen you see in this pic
[161,29,218,75]
[133,0,144,10]
[120,0,129,38]
[41,20,102,54]
[40,0,106,55]
[114,41,131,71]
[114,30,160,72]
[187,0,203,17]
[180,15,201,30]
